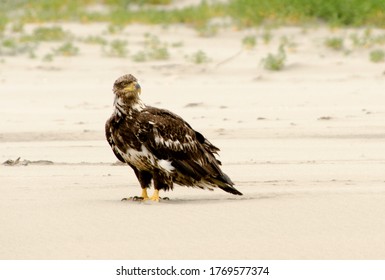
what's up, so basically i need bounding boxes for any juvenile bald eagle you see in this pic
[105,74,242,201]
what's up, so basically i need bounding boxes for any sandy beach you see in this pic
[1,22,385,259]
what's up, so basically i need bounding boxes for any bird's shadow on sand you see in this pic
[118,192,291,205]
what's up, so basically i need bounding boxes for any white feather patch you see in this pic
[114,97,127,115]
[158,159,175,172]
[132,100,145,111]
[117,144,174,173]
[154,134,196,151]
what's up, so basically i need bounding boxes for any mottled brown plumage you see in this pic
[105,74,242,201]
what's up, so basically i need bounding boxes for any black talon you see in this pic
[121,196,144,201]
[121,196,169,201]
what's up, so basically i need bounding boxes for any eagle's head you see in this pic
[113,74,141,100]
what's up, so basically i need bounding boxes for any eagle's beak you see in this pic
[134,82,141,94]
[124,82,141,93]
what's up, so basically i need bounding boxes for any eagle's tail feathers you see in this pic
[218,184,243,195]
[172,160,242,195]
[207,173,243,196]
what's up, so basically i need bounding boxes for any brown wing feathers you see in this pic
[105,74,242,196]
[136,107,242,195]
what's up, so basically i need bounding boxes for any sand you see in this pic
[1,22,385,260]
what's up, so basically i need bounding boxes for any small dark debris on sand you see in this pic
[3,157,54,166]
[184,102,204,108]
[318,116,333,121]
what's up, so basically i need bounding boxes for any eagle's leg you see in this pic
[140,188,150,200]
[122,168,152,201]
[150,173,171,202]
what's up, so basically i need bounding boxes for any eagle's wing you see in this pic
[136,107,237,193]
[105,113,125,163]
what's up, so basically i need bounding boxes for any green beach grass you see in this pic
[2,0,385,63]
[227,0,385,27]
[2,0,385,29]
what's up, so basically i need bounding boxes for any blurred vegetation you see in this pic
[24,26,72,41]
[103,39,129,57]
[227,0,385,27]
[1,0,385,29]
[105,0,172,4]
[54,41,79,56]
[262,44,286,71]
[242,35,257,49]
[186,50,211,64]
[324,37,345,51]
[369,49,385,63]
[131,34,170,61]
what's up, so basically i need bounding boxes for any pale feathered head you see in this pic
[112,74,141,100]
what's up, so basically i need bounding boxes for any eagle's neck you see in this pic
[114,95,145,116]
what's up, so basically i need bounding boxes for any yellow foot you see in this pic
[150,190,160,202]
[148,190,170,202]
